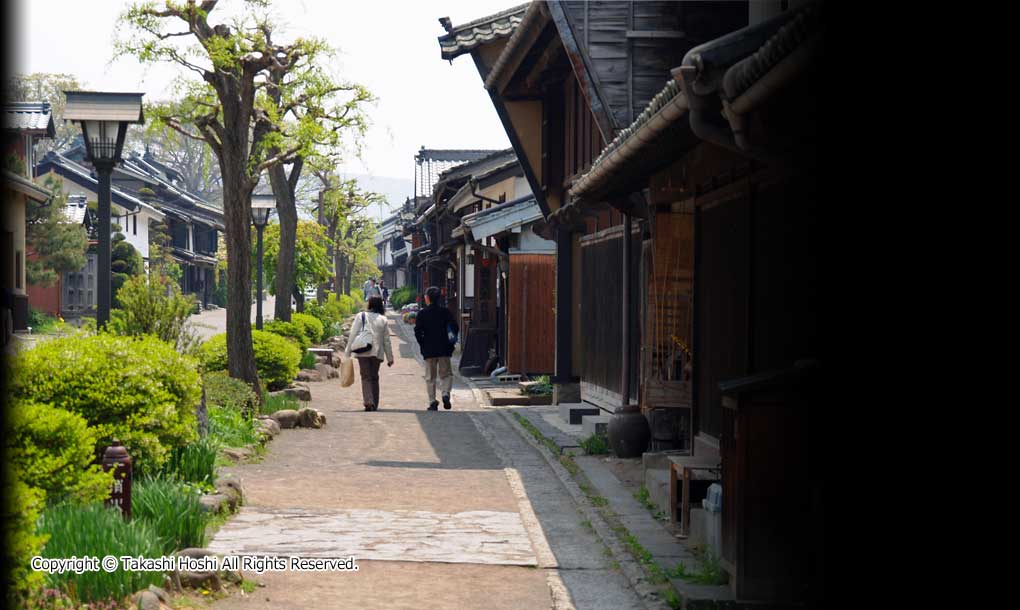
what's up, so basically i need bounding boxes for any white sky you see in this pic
[16,0,514,181]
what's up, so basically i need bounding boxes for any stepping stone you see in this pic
[208,507,537,567]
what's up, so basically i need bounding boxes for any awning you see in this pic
[462,195,541,241]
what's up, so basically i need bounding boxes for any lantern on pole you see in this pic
[62,91,145,328]
[251,193,276,330]
[102,440,132,520]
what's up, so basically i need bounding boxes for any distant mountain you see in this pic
[342,173,414,222]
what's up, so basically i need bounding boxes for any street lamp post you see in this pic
[63,91,145,328]
[251,194,276,330]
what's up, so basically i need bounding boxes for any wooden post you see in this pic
[621,213,631,409]
[102,440,132,520]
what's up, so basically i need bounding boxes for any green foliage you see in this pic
[203,371,257,415]
[111,233,143,308]
[261,393,300,417]
[262,319,310,352]
[580,432,611,456]
[290,312,324,344]
[634,486,656,511]
[389,285,416,309]
[132,477,209,553]
[306,292,357,328]
[3,473,48,599]
[38,503,165,603]
[108,273,201,355]
[524,374,553,396]
[256,220,332,296]
[208,404,260,449]
[7,399,113,504]
[10,334,202,474]
[25,176,88,287]
[156,436,218,488]
[300,350,317,369]
[27,307,62,334]
[198,331,300,391]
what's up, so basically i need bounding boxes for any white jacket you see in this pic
[344,311,394,363]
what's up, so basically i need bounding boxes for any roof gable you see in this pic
[2,102,55,136]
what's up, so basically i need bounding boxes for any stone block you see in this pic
[688,507,723,560]
[581,415,610,438]
[558,402,600,425]
[553,382,580,404]
[643,467,671,517]
[642,450,689,471]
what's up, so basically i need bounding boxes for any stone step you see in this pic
[558,402,601,425]
[581,415,610,438]
[485,389,551,406]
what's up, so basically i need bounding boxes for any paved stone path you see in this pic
[208,312,645,610]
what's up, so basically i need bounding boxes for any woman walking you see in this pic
[344,296,394,411]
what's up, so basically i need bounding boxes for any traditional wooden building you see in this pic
[36,145,224,311]
[2,102,54,333]
[443,0,824,604]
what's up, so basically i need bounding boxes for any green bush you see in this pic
[157,436,218,488]
[10,334,202,475]
[3,474,48,599]
[108,273,200,355]
[26,307,61,334]
[262,319,310,352]
[198,330,300,391]
[580,433,611,455]
[38,503,164,603]
[7,399,113,504]
[132,477,209,553]
[290,312,324,344]
[208,404,260,449]
[203,371,257,415]
[389,285,416,309]
[300,350,317,370]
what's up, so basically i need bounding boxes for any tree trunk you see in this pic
[221,154,261,398]
[335,251,345,299]
[269,160,297,322]
[344,258,353,295]
[317,190,329,305]
[292,285,304,313]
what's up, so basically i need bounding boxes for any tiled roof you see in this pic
[415,148,501,199]
[64,195,89,224]
[438,4,528,60]
[2,102,55,135]
[436,148,515,185]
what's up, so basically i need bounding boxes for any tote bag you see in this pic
[340,357,355,387]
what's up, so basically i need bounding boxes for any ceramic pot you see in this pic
[607,407,650,458]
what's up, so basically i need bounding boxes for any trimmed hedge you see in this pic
[10,334,202,474]
[198,330,300,391]
[3,475,47,597]
[203,371,257,415]
[291,312,324,344]
[7,399,113,504]
[263,319,311,352]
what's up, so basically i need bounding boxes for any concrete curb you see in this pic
[496,407,673,610]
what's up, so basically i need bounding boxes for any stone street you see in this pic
[207,312,646,610]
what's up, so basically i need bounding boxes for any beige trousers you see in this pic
[424,357,453,402]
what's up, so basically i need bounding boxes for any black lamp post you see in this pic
[63,91,145,328]
[251,194,275,330]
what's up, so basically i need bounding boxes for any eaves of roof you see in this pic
[37,153,152,215]
[2,102,55,136]
[438,3,528,60]
[3,170,51,202]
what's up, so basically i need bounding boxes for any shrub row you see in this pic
[197,330,300,391]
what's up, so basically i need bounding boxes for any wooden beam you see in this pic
[524,38,565,90]
[626,30,686,39]
[490,13,550,95]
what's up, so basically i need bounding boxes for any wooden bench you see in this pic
[307,347,336,367]
[668,456,722,537]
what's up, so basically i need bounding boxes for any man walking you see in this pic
[363,277,381,299]
[414,286,457,410]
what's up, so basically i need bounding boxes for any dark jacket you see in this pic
[414,303,457,359]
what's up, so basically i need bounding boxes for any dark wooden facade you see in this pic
[507,253,555,375]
